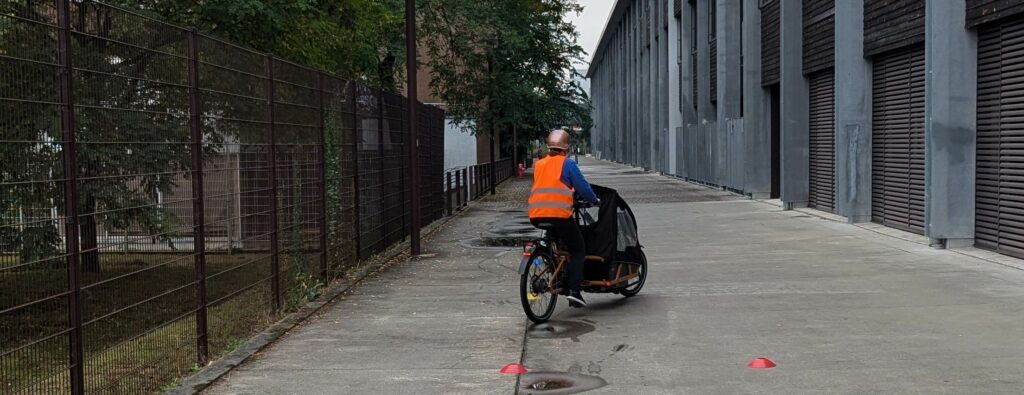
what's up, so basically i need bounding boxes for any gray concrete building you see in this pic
[588,0,1024,260]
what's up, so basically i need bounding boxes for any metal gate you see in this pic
[808,69,836,212]
[976,16,1024,257]
[871,45,926,234]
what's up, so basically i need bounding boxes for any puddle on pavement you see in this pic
[476,236,526,247]
[527,320,596,340]
[530,379,571,390]
[475,209,542,247]
[518,372,607,394]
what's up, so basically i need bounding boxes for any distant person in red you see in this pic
[527,129,599,307]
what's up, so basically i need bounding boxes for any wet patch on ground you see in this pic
[526,320,596,341]
[518,372,607,394]
[476,207,541,247]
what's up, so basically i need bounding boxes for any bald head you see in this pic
[547,129,571,152]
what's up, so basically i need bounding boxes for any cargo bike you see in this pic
[518,184,647,323]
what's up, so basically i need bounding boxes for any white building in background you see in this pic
[443,121,477,171]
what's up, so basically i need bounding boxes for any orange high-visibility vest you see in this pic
[528,154,574,219]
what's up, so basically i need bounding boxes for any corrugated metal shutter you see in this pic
[976,15,1024,257]
[690,0,698,108]
[709,0,717,102]
[808,69,836,213]
[871,45,926,234]
[761,0,780,86]
[710,39,717,102]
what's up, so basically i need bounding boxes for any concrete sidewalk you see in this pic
[204,177,534,394]
[206,157,1024,394]
[523,158,1024,394]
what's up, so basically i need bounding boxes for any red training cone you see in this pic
[500,363,528,375]
[747,357,776,369]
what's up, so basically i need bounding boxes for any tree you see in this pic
[418,0,592,143]
[118,0,407,90]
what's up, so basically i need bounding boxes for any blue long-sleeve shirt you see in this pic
[560,157,599,204]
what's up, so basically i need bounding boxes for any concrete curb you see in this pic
[167,209,469,395]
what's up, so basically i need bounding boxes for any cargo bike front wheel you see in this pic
[520,250,558,323]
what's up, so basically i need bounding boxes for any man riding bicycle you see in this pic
[528,129,600,308]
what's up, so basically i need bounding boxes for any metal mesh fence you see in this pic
[0,1,447,393]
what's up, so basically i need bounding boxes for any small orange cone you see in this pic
[748,357,776,369]
[500,363,528,375]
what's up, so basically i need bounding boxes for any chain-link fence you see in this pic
[0,1,446,393]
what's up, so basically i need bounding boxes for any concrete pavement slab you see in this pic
[521,158,1024,395]
[204,179,534,395]
[205,157,1024,394]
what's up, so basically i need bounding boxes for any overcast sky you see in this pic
[566,0,616,69]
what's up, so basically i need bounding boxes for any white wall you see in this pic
[444,119,477,171]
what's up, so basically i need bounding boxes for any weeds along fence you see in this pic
[0,1,448,393]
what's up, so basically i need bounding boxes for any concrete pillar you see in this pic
[696,0,713,124]
[717,0,742,189]
[680,0,698,179]
[629,18,635,166]
[661,9,670,174]
[924,0,977,248]
[669,2,682,176]
[834,0,873,223]
[779,0,809,209]
[614,28,622,162]
[649,0,658,171]
[695,0,715,183]
[630,6,638,167]
[742,0,772,198]
[626,11,632,165]
[615,27,620,160]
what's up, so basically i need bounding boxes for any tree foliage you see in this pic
[419,0,591,143]
[115,0,407,90]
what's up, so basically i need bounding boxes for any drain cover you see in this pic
[518,372,606,394]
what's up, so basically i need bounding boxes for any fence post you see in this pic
[446,172,452,216]
[455,170,461,208]
[489,135,496,195]
[317,72,328,284]
[186,29,210,366]
[377,90,387,244]
[265,55,281,311]
[55,1,84,393]
[399,96,407,240]
[350,83,362,260]
[405,2,422,255]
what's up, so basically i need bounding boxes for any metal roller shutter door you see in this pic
[808,69,836,212]
[871,45,925,234]
[710,39,717,101]
[976,16,1024,258]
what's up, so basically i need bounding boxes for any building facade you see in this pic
[589,0,1024,258]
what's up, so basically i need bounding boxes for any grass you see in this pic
[1,250,324,394]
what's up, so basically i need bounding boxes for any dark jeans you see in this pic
[531,218,585,293]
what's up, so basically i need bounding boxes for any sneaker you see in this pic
[567,292,587,308]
